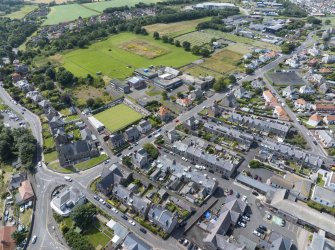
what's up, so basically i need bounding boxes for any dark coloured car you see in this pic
[252,191,259,196]
[116,153,122,157]
[147,135,152,138]
[259,225,267,231]
[121,215,128,220]
[187,243,194,250]
[93,195,99,201]
[105,204,111,209]
[256,228,265,234]
[140,228,147,234]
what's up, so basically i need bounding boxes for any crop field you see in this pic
[94,104,143,132]
[174,31,222,47]
[145,17,211,38]
[4,5,37,19]
[44,0,165,25]
[200,46,243,74]
[55,33,199,79]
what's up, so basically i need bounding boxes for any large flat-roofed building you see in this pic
[134,68,158,79]
[194,2,235,9]
[152,74,183,90]
[110,79,130,94]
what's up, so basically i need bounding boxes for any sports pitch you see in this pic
[94,104,143,132]
[56,33,199,79]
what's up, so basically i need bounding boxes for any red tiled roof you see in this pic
[0,226,16,250]
[18,180,34,202]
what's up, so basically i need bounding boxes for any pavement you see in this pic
[0,29,327,250]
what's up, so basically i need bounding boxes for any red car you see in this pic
[175,119,179,123]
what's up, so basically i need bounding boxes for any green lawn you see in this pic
[94,103,143,132]
[4,5,37,19]
[44,136,55,149]
[174,31,220,46]
[44,0,166,25]
[84,220,113,248]
[55,32,200,79]
[75,154,109,170]
[44,150,58,163]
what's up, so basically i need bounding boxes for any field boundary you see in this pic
[79,3,101,14]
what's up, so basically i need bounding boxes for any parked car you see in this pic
[183,239,189,246]
[94,195,99,201]
[121,215,128,220]
[105,203,111,209]
[112,208,118,214]
[259,225,267,231]
[64,176,72,182]
[140,228,147,234]
[256,227,265,234]
[242,195,247,202]
[242,215,250,221]
[266,214,272,220]
[253,230,261,237]
[31,235,37,244]
[252,191,259,196]
[128,220,136,226]
[237,221,246,227]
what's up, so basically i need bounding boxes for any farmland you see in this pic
[44,0,166,25]
[54,33,199,79]
[145,17,211,38]
[94,104,143,132]
[4,5,37,19]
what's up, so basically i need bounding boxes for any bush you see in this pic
[307,200,335,216]
[249,160,264,168]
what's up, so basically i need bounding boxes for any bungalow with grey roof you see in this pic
[122,233,152,250]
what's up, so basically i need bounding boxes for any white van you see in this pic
[64,176,72,182]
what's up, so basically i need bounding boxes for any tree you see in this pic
[213,77,227,92]
[191,45,201,55]
[200,48,210,57]
[325,19,331,25]
[176,91,183,98]
[12,231,26,245]
[175,40,181,47]
[56,68,74,86]
[64,229,94,250]
[122,156,132,167]
[168,37,174,44]
[182,41,191,51]
[71,203,97,229]
[161,91,168,100]
[86,98,95,108]
[162,35,169,43]
[228,75,236,84]
[153,31,160,40]
[188,85,195,91]
[245,68,254,75]
[143,143,159,159]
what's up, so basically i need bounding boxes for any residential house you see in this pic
[9,172,27,191]
[184,116,198,130]
[122,233,153,250]
[323,115,335,125]
[311,186,335,208]
[134,148,149,168]
[127,76,145,89]
[110,133,125,149]
[148,205,178,234]
[274,106,289,121]
[50,186,85,216]
[294,98,309,110]
[49,116,64,131]
[260,231,293,250]
[58,140,99,167]
[299,85,315,95]
[234,87,251,99]
[15,64,29,75]
[308,58,319,67]
[176,98,192,107]
[319,68,332,75]
[319,82,330,94]
[97,163,131,195]
[251,79,265,89]
[12,72,22,83]
[54,128,70,145]
[16,180,35,205]
[282,86,297,100]
[316,130,335,148]
[269,175,294,190]
[124,126,140,142]
[307,114,322,127]
[285,56,300,68]
[16,80,33,94]
[137,120,152,134]
[322,54,335,64]
[112,184,151,217]
[167,129,180,143]
[38,100,51,109]
[158,106,171,122]
[314,103,335,113]
[222,93,237,108]
[80,127,97,142]
[310,74,324,84]
[263,90,277,106]
[284,173,312,201]
[308,44,320,56]
[26,91,43,103]
[106,219,129,247]
[208,103,221,117]
[0,226,16,250]
[188,88,203,101]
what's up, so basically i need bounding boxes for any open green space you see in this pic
[145,17,211,38]
[48,161,75,173]
[75,154,109,170]
[200,46,243,74]
[84,219,113,248]
[174,31,220,47]
[44,150,58,163]
[55,33,199,79]
[44,0,166,25]
[4,5,37,19]
[94,103,143,132]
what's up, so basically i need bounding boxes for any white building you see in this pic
[88,116,105,132]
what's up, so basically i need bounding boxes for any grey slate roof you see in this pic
[123,233,152,250]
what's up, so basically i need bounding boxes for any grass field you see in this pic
[174,31,220,47]
[94,103,143,132]
[145,17,211,38]
[44,0,165,25]
[71,85,112,107]
[180,65,223,79]
[75,154,108,170]
[55,33,199,79]
[200,46,243,74]
[4,5,37,19]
